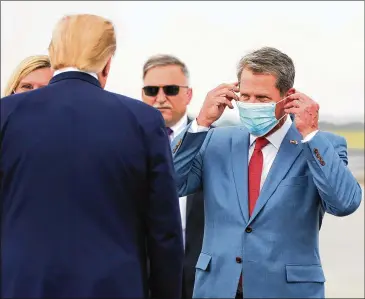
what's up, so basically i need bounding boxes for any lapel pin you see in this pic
[290,140,298,145]
[173,139,182,153]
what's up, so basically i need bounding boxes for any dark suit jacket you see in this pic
[181,118,208,299]
[0,71,184,299]
[183,192,204,299]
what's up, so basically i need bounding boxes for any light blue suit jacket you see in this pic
[171,122,362,298]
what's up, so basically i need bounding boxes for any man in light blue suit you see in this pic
[171,47,362,298]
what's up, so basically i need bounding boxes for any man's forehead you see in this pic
[144,65,188,85]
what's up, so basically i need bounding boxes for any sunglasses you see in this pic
[143,85,188,97]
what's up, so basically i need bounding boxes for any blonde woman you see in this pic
[3,55,53,96]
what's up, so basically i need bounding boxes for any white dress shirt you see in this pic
[169,113,189,248]
[190,116,318,189]
[168,113,188,142]
[53,67,98,79]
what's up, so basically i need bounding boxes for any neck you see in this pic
[264,114,287,138]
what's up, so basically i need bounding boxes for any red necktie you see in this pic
[248,137,269,216]
[238,137,269,293]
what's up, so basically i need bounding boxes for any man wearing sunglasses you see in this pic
[142,54,205,299]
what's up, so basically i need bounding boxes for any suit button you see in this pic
[314,148,319,154]
[236,257,242,263]
[245,227,253,233]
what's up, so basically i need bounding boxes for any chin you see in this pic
[159,109,171,118]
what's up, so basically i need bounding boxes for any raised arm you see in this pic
[284,92,362,217]
[304,132,362,216]
[172,121,212,197]
[172,82,238,196]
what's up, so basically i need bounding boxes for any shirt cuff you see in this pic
[189,119,210,133]
[301,130,319,143]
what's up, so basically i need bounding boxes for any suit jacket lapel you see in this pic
[231,128,250,224]
[247,124,303,225]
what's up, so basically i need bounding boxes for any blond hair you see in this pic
[3,55,51,97]
[48,14,116,73]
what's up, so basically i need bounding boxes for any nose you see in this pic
[247,97,256,103]
[155,88,167,103]
[240,96,256,103]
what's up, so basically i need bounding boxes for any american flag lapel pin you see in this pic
[290,140,298,145]
[173,139,182,153]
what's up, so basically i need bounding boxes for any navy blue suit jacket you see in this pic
[0,72,184,298]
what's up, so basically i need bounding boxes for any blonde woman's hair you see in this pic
[48,14,116,73]
[3,55,51,97]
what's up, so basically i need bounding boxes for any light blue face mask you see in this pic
[236,98,287,137]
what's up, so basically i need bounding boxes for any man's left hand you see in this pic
[284,92,320,139]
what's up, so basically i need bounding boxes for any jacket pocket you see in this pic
[195,252,212,271]
[286,264,326,283]
[279,175,309,187]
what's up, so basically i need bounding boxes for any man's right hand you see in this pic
[196,82,239,127]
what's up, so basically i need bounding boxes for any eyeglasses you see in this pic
[142,85,188,97]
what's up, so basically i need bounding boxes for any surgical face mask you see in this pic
[236,98,287,137]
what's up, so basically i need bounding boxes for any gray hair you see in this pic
[143,54,190,83]
[236,47,295,95]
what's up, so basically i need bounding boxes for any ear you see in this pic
[285,88,296,97]
[186,88,193,105]
[102,57,112,77]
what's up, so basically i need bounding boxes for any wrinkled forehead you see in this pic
[239,68,279,93]
[143,65,188,86]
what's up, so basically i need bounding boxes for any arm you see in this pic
[145,112,184,299]
[172,120,212,197]
[303,132,362,216]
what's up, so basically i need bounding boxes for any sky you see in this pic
[1,1,364,124]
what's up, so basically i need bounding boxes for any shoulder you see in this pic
[319,130,347,146]
[210,125,246,139]
[1,91,29,107]
[105,91,164,130]
[1,92,30,129]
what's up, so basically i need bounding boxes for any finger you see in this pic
[233,82,239,91]
[284,107,301,115]
[217,96,234,109]
[225,99,234,109]
[285,92,311,104]
[224,89,239,101]
[216,83,239,92]
[216,88,239,101]
[283,93,302,102]
[284,99,302,109]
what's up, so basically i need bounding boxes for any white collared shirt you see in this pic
[53,67,98,79]
[168,112,188,142]
[169,113,189,249]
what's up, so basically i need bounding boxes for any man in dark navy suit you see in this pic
[0,14,183,299]
[141,54,205,299]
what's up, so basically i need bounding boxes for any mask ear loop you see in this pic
[276,95,291,121]
[277,94,291,105]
